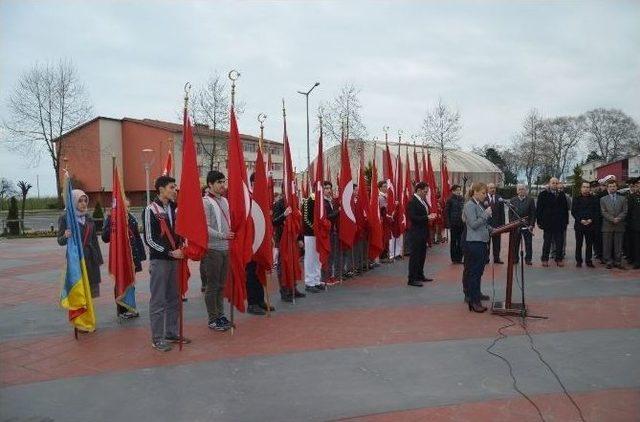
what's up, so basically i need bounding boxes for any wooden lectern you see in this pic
[490,217,529,316]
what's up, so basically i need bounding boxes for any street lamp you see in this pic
[297,81,320,172]
[141,148,156,205]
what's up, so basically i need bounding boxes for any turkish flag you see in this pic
[162,150,172,176]
[223,108,250,312]
[108,163,136,311]
[382,142,396,217]
[441,157,451,207]
[251,145,273,286]
[413,146,420,184]
[175,109,208,295]
[279,116,302,289]
[391,153,405,237]
[355,156,369,240]
[338,140,356,248]
[403,151,412,230]
[313,129,331,268]
[368,156,383,260]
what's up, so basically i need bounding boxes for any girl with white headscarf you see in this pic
[57,189,104,298]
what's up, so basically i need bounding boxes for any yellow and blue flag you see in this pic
[60,177,96,332]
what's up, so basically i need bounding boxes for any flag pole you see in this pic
[228,69,240,334]
[282,99,296,304]
[178,82,191,350]
[112,155,119,321]
[258,112,272,317]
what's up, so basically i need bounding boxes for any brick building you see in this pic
[56,116,284,207]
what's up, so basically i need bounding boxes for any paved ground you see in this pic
[0,227,639,422]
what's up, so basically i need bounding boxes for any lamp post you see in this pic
[141,148,155,205]
[297,81,320,172]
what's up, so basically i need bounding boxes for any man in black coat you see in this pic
[626,178,640,269]
[485,183,505,264]
[571,181,600,267]
[407,182,437,286]
[536,177,569,266]
[444,184,464,263]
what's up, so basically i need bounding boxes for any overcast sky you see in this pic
[1,0,639,195]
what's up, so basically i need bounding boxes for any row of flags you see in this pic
[59,85,452,333]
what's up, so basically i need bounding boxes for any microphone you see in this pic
[499,197,526,224]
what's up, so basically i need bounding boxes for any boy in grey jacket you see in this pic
[202,170,234,331]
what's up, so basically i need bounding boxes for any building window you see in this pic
[243,142,256,153]
[271,163,282,171]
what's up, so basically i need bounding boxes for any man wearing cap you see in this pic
[600,179,627,269]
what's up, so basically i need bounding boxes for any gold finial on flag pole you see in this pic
[398,129,403,143]
[228,70,240,109]
[383,126,389,145]
[258,113,267,151]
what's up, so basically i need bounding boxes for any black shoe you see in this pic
[633,264,640,269]
[200,286,206,293]
[305,285,322,293]
[468,302,487,313]
[294,289,306,298]
[576,262,582,268]
[606,264,613,269]
[494,260,504,264]
[480,294,490,301]
[315,283,326,291]
[247,304,266,315]
[586,262,595,268]
[420,277,434,282]
[525,261,532,266]
[407,280,424,287]
[165,335,192,344]
[182,297,188,302]
[281,295,293,303]
[259,302,275,312]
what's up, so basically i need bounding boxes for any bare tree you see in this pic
[2,59,92,207]
[17,180,32,229]
[513,109,544,190]
[583,108,639,162]
[190,72,245,172]
[0,178,17,211]
[318,83,367,145]
[422,98,461,157]
[539,116,585,179]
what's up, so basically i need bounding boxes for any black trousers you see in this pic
[246,261,265,306]
[463,241,487,303]
[542,229,564,262]
[408,230,427,281]
[488,235,501,262]
[634,231,640,266]
[624,229,634,262]
[575,228,594,264]
[450,225,463,262]
[514,229,533,263]
[593,226,603,259]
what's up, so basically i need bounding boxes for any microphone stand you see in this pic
[501,198,547,322]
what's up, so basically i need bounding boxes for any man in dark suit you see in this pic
[571,181,599,267]
[536,177,570,266]
[627,178,640,269]
[407,182,437,286]
[485,183,505,264]
[444,184,464,263]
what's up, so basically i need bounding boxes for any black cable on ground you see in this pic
[485,315,547,422]
[512,259,587,422]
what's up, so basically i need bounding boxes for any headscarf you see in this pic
[71,189,89,224]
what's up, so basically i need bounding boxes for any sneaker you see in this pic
[165,335,192,344]
[294,289,306,298]
[219,316,232,327]
[151,340,172,352]
[208,318,231,331]
[315,283,326,291]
